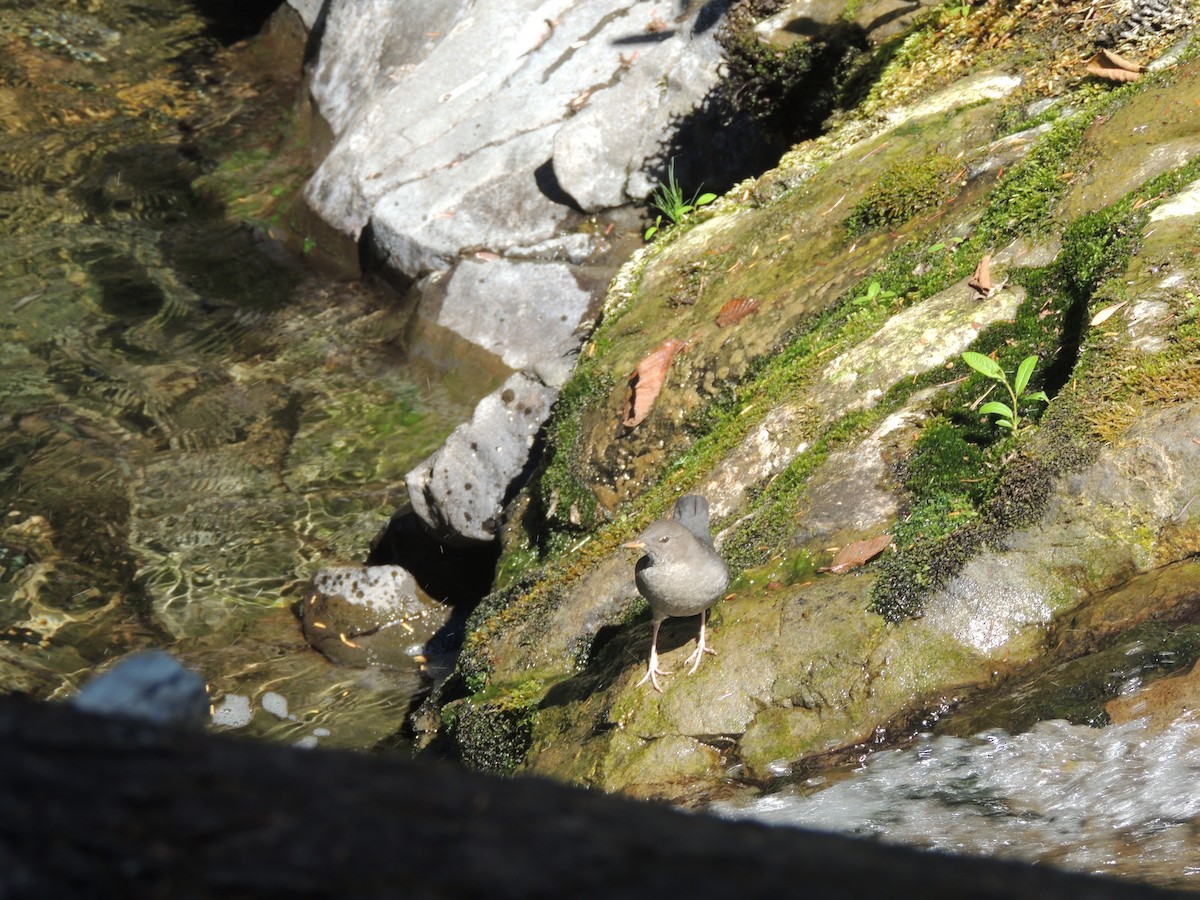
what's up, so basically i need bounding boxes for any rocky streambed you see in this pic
[6,0,1200,887]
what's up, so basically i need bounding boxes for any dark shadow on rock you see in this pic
[611,31,676,45]
[645,14,875,206]
[534,158,587,213]
[300,0,334,70]
[186,0,286,44]
[357,221,417,293]
[540,614,711,712]
[1042,293,1089,400]
[367,510,500,606]
[4,695,1186,899]
[693,0,732,35]
[858,0,925,37]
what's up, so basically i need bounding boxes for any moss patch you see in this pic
[845,153,962,235]
[441,677,548,776]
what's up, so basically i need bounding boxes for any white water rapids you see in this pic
[716,715,1200,888]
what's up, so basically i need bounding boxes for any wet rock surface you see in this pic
[432,5,1200,820]
[299,565,451,669]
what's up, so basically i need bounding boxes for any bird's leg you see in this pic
[684,609,717,674]
[636,619,672,692]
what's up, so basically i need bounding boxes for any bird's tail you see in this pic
[672,494,712,544]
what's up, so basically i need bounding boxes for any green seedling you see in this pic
[644,158,717,240]
[962,351,1049,432]
[852,280,897,306]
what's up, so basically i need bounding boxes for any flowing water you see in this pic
[717,716,1200,889]
[716,613,1200,891]
[0,1,504,749]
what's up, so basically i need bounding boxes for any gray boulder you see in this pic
[419,258,593,386]
[301,0,735,276]
[406,372,558,544]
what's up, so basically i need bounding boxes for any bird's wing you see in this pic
[672,494,713,544]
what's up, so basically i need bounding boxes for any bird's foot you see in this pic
[684,643,716,674]
[637,647,673,692]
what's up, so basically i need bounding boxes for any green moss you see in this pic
[722,407,877,571]
[972,103,1098,243]
[867,154,1177,621]
[443,677,547,776]
[845,153,962,235]
[535,363,612,539]
[716,9,865,139]
[993,96,1063,138]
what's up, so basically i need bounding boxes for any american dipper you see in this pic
[625,495,730,691]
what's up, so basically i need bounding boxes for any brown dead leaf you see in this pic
[968,254,992,295]
[716,296,760,327]
[622,338,687,429]
[1090,300,1127,326]
[827,534,893,574]
[1085,49,1145,83]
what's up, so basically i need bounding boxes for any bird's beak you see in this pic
[623,539,645,550]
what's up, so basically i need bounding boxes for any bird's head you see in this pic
[624,520,691,562]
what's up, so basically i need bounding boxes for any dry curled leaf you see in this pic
[622,338,686,429]
[826,534,893,574]
[968,254,992,295]
[1085,49,1145,83]
[1090,300,1127,326]
[716,296,760,327]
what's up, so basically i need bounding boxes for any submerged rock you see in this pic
[300,565,450,668]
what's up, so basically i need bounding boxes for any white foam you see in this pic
[211,693,253,729]
[716,716,1200,881]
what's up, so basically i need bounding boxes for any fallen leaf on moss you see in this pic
[968,254,992,295]
[716,296,760,327]
[1090,300,1127,326]
[824,534,893,574]
[622,338,687,429]
[1085,50,1144,82]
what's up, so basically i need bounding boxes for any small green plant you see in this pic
[962,351,1049,432]
[853,280,897,306]
[644,158,716,240]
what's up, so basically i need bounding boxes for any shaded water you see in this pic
[0,1,499,747]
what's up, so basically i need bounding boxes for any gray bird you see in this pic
[625,495,730,691]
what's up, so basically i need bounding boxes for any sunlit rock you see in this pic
[299,565,450,668]
[418,258,594,383]
[406,373,557,544]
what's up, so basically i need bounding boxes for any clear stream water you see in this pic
[0,0,502,749]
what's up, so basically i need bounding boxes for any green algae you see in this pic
[442,676,547,776]
[536,364,613,540]
[845,153,962,235]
